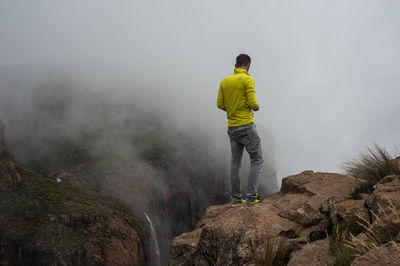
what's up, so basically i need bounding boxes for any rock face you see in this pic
[351,240,400,266]
[0,119,20,191]
[287,239,335,266]
[170,169,400,266]
[0,169,149,266]
[169,171,360,265]
[366,175,400,240]
[0,124,149,265]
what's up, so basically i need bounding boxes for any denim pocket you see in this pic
[228,124,258,144]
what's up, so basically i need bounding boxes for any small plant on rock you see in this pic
[251,235,289,266]
[329,215,367,265]
[343,213,385,256]
[329,203,397,265]
[343,144,399,199]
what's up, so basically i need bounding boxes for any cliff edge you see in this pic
[170,168,400,265]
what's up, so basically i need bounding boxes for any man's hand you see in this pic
[253,105,259,111]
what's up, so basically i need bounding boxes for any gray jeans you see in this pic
[228,122,264,202]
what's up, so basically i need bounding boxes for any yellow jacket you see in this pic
[217,68,259,126]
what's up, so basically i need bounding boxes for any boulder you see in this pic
[351,241,400,266]
[0,119,21,191]
[287,239,335,266]
[370,210,400,240]
[327,198,370,230]
[366,175,400,221]
[281,171,360,202]
[274,193,324,228]
[367,177,400,238]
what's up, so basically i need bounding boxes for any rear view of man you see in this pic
[217,54,264,204]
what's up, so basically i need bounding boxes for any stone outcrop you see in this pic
[287,239,335,266]
[351,240,400,266]
[366,175,400,219]
[170,168,400,265]
[169,171,360,265]
[366,175,400,239]
[0,119,20,191]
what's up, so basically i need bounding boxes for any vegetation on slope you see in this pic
[344,144,400,199]
[328,144,399,265]
[0,167,148,265]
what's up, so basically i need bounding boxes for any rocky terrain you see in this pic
[0,120,148,265]
[170,161,400,266]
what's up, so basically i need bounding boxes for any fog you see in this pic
[1,0,400,180]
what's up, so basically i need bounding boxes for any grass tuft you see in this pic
[251,235,289,266]
[343,144,399,199]
[329,206,395,265]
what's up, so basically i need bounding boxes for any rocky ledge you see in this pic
[170,168,400,265]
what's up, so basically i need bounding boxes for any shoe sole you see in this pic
[246,201,261,204]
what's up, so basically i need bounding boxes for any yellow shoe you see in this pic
[247,197,261,204]
[232,198,246,205]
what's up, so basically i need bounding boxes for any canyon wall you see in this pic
[0,120,149,265]
[0,119,21,191]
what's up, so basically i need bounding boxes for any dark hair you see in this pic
[236,54,251,67]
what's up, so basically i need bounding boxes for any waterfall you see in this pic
[144,212,161,266]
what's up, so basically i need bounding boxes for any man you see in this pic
[217,54,264,204]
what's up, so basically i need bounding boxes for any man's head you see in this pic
[235,54,251,71]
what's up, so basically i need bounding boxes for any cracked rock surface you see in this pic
[169,171,360,265]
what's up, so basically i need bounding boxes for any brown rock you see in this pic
[170,193,302,265]
[276,172,360,231]
[0,119,21,191]
[287,239,335,266]
[351,241,400,266]
[86,215,147,266]
[366,175,400,222]
[327,198,370,229]
[274,194,323,227]
[297,217,330,242]
[281,171,360,202]
[169,228,202,265]
[371,210,400,239]
[170,172,360,265]
[395,156,400,168]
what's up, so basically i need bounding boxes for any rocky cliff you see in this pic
[0,72,279,264]
[0,121,148,265]
[170,166,400,265]
[0,120,21,191]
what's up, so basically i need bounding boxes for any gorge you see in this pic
[0,66,279,265]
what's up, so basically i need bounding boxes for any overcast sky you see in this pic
[1,0,400,180]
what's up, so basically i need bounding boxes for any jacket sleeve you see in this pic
[217,82,226,111]
[245,76,258,110]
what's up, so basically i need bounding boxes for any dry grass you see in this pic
[329,200,398,265]
[251,235,289,266]
[343,144,399,184]
[343,213,383,255]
